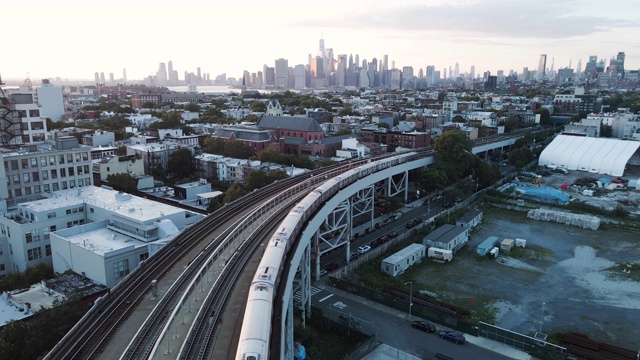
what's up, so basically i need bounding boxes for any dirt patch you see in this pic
[406,206,640,350]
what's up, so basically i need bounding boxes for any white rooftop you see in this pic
[0,284,63,326]
[21,186,184,222]
[61,225,154,257]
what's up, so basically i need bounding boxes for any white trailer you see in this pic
[515,238,527,248]
[427,247,453,263]
[381,243,426,277]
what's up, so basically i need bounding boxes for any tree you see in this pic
[601,124,613,137]
[184,102,200,112]
[106,173,138,193]
[257,148,281,163]
[433,130,474,164]
[452,115,466,123]
[224,140,252,159]
[244,114,259,123]
[534,108,552,126]
[418,168,448,194]
[168,148,193,179]
[508,146,534,169]
[224,183,248,203]
[250,101,266,112]
[503,116,522,132]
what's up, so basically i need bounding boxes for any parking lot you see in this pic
[412,205,640,350]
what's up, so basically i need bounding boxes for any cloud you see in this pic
[305,0,640,39]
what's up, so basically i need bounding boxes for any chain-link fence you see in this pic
[478,322,569,360]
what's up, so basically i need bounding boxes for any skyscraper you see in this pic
[294,64,306,90]
[157,62,168,85]
[122,68,127,83]
[470,66,475,80]
[274,58,289,87]
[454,62,460,78]
[94,72,100,84]
[537,54,547,80]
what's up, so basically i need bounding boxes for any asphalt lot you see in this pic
[414,205,640,350]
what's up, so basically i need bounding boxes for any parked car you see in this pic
[389,230,399,238]
[357,245,371,254]
[349,252,359,260]
[411,321,436,333]
[439,331,466,344]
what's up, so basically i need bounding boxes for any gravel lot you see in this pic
[413,206,640,350]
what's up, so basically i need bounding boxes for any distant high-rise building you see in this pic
[355,55,360,68]
[584,56,597,79]
[109,73,114,83]
[100,72,105,84]
[294,64,306,90]
[336,55,347,87]
[382,54,388,72]
[310,56,324,80]
[157,63,168,85]
[576,59,582,79]
[319,37,325,57]
[454,62,460,78]
[94,72,100,84]
[348,54,354,70]
[402,66,414,79]
[122,68,127,83]
[537,54,547,80]
[418,68,424,78]
[274,58,289,87]
[470,66,475,80]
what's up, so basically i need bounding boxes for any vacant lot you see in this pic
[410,206,640,350]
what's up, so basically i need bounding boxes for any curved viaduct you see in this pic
[256,136,518,359]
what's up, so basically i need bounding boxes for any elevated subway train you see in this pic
[235,151,418,360]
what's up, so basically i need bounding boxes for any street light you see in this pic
[540,302,545,333]
[404,281,413,321]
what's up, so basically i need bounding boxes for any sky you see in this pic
[3,0,640,82]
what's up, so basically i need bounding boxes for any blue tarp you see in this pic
[515,186,570,204]
[599,178,612,184]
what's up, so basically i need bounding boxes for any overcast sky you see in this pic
[3,0,639,82]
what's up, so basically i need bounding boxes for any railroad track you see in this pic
[43,175,304,360]
[178,203,292,359]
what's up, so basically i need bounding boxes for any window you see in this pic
[86,178,91,186]
[45,245,51,256]
[29,109,40,117]
[10,160,18,170]
[58,155,65,164]
[50,225,56,232]
[15,188,22,197]
[47,212,56,219]
[90,208,94,213]
[31,121,43,130]
[60,168,66,177]
[25,187,31,195]
[44,184,50,192]
[32,229,39,241]
[66,154,73,163]
[61,181,67,190]
[30,158,37,167]
[82,152,89,161]
[52,183,59,191]
[49,156,55,165]
[67,222,72,228]
[42,170,48,180]
[70,180,75,188]
[0,264,4,271]
[32,172,39,181]
[66,209,71,215]
[78,206,84,212]
[51,169,57,179]
[34,185,41,193]
[113,259,130,279]
[27,247,42,261]
[77,166,83,174]
[22,159,28,169]
[140,253,149,262]
[75,153,81,162]
[84,165,90,173]
[23,173,30,182]
[78,179,84,187]
[40,157,47,166]
[72,207,78,213]
[12,174,19,183]
[68,167,74,176]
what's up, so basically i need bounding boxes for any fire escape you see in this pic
[0,74,24,147]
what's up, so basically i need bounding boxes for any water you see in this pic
[166,85,279,94]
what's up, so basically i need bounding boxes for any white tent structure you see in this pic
[538,135,640,177]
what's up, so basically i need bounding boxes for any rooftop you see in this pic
[20,186,184,222]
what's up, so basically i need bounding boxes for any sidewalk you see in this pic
[316,283,534,360]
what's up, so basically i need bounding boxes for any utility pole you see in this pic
[404,281,413,321]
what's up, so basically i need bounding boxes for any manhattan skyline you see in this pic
[3,0,639,81]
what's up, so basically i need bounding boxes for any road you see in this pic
[303,285,516,360]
